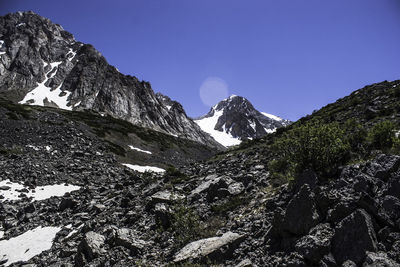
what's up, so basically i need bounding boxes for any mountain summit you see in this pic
[194,95,291,146]
[0,11,221,148]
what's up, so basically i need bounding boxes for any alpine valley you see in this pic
[1,11,400,267]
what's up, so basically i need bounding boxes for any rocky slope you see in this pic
[0,11,221,148]
[1,80,399,266]
[195,95,291,147]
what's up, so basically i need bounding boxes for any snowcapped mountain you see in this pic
[0,11,221,148]
[194,95,291,147]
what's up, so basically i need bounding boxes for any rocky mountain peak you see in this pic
[194,95,291,147]
[0,12,222,149]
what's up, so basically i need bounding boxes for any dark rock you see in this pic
[281,185,320,235]
[342,260,358,267]
[332,209,378,265]
[294,169,318,191]
[319,253,337,267]
[381,195,400,221]
[386,176,400,198]
[59,197,78,211]
[295,223,334,263]
[154,203,170,228]
[111,228,146,254]
[363,155,400,181]
[363,251,400,266]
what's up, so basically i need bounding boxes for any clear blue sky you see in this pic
[2,0,400,121]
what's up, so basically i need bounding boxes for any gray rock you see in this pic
[154,203,170,228]
[151,190,184,204]
[295,223,334,263]
[236,258,253,267]
[112,228,146,254]
[228,182,245,195]
[363,155,400,181]
[281,184,320,235]
[173,232,244,263]
[77,231,106,262]
[332,209,378,265]
[363,252,400,266]
[381,195,400,221]
[189,175,232,201]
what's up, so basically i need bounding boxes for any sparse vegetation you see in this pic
[168,201,202,246]
[366,120,397,150]
[164,166,189,184]
[270,121,351,179]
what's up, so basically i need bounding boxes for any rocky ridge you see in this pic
[0,11,221,148]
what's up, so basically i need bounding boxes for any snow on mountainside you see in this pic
[195,95,291,147]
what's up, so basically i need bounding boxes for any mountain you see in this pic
[0,11,222,148]
[194,95,291,146]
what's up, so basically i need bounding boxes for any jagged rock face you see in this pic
[0,11,221,148]
[195,95,291,146]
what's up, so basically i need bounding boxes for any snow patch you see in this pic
[0,179,80,202]
[122,163,165,173]
[264,128,276,134]
[0,40,5,55]
[19,60,72,110]
[0,226,61,266]
[194,109,241,147]
[261,112,283,122]
[249,120,256,131]
[128,145,152,154]
[66,48,77,61]
[16,22,26,27]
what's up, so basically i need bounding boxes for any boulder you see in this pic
[151,190,184,204]
[111,228,146,254]
[332,209,378,265]
[386,176,400,198]
[363,252,400,266]
[189,175,233,201]
[363,154,400,181]
[77,231,106,262]
[295,223,334,263]
[227,182,245,196]
[59,197,78,211]
[294,169,318,191]
[154,203,170,228]
[381,195,400,221]
[173,232,244,263]
[281,185,320,235]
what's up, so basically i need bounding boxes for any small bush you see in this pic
[271,121,350,178]
[169,201,201,246]
[164,166,188,184]
[366,120,396,150]
[343,119,367,153]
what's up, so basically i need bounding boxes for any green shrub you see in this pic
[164,166,188,184]
[271,121,350,178]
[366,120,396,150]
[343,119,367,152]
[169,201,201,246]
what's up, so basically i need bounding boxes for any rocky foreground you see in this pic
[0,107,400,266]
